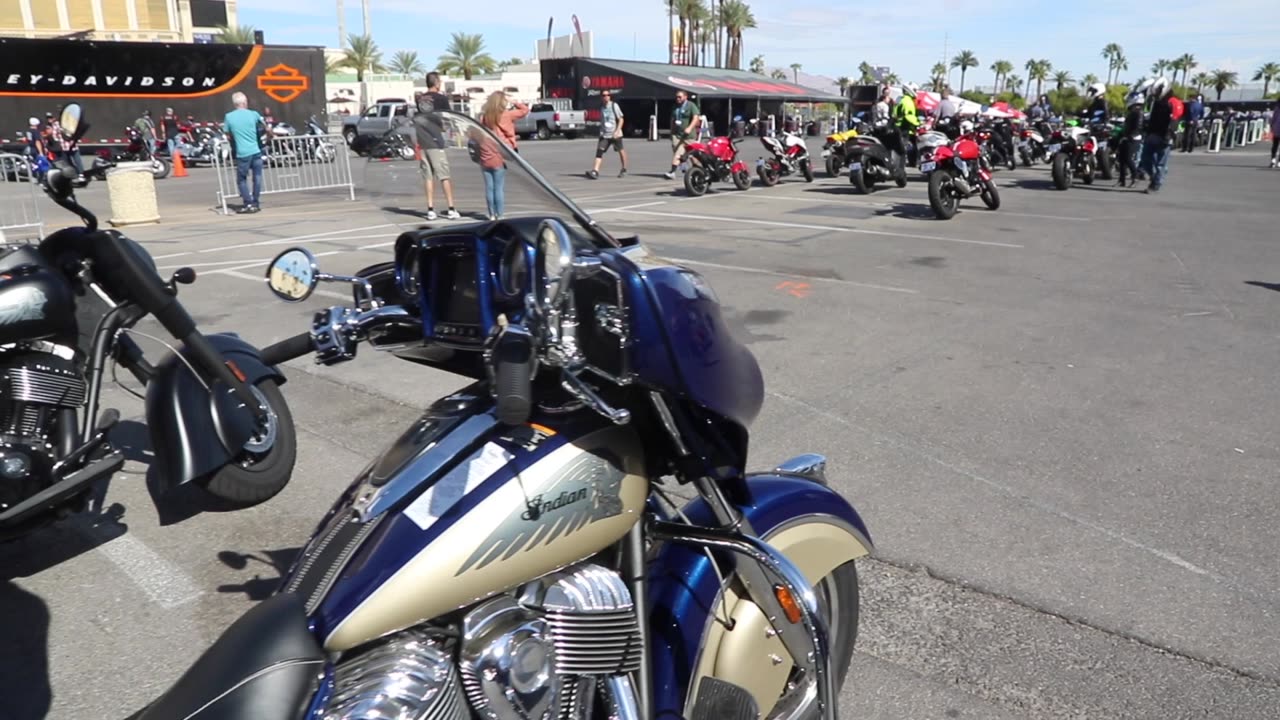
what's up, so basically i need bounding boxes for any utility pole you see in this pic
[337,0,346,48]
[362,0,371,39]
[943,32,950,85]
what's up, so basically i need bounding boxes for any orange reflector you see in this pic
[774,584,803,624]
[225,360,247,383]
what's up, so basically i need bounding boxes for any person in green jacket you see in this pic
[894,83,921,132]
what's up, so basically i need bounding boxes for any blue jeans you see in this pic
[235,153,263,206]
[1138,135,1170,189]
[482,166,505,218]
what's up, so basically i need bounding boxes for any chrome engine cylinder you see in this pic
[322,629,467,720]
[524,563,643,676]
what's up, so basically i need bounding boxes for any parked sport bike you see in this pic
[756,122,815,186]
[1048,123,1098,189]
[924,130,1000,220]
[914,126,951,175]
[129,110,870,720]
[1017,124,1050,166]
[847,122,907,193]
[116,125,171,179]
[821,127,859,177]
[0,105,297,541]
[681,132,751,195]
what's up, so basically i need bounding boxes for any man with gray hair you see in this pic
[223,91,265,213]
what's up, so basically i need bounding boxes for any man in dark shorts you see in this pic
[413,72,460,220]
[664,90,701,179]
[587,91,628,179]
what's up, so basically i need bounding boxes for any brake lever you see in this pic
[561,369,630,424]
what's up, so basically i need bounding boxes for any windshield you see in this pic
[364,110,616,247]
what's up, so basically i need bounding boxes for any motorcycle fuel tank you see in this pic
[299,407,649,652]
[0,262,77,346]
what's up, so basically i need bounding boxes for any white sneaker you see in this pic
[444,209,460,220]
[663,171,675,179]
[425,209,438,220]
[1271,157,1278,168]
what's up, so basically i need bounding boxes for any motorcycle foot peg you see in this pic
[95,408,121,433]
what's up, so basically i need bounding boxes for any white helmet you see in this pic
[959,119,974,134]
[1085,83,1106,100]
[1150,76,1171,99]
[28,117,40,127]
[903,82,919,98]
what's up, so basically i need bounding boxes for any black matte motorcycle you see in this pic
[846,123,908,193]
[0,104,297,541]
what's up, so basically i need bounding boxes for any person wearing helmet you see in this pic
[889,83,920,166]
[1082,82,1109,124]
[1116,89,1146,187]
[1139,76,1176,193]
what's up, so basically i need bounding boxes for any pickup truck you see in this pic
[514,103,588,140]
[341,99,414,149]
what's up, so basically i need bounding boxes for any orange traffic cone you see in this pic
[172,150,187,178]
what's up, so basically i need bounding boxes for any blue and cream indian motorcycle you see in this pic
[130,112,873,720]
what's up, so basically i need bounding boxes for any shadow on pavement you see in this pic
[215,547,301,600]
[872,203,937,221]
[0,581,50,720]
[1244,281,1280,293]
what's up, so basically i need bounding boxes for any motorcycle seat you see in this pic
[0,245,48,273]
[131,593,324,720]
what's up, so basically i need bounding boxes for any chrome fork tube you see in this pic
[623,521,653,720]
[604,675,643,720]
[648,519,837,720]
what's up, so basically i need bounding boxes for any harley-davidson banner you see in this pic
[0,38,324,144]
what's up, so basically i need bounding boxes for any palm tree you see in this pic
[836,76,851,95]
[437,32,495,80]
[790,62,802,85]
[1210,69,1239,100]
[1192,72,1211,94]
[770,69,787,80]
[951,50,978,92]
[1151,58,1170,77]
[1025,59,1051,99]
[1101,43,1122,84]
[1112,52,1129,84]
[325,55,346,75]
[931,62,947,92]
[1010,75,1026,96]
[1176,53,1197,88]
[342,34,385,110]
[989,59,1013,93]
[1052,70,1073,92]
[1253,62,1280,98]
[719,0,756,70]
[1079,73,1099,89]
[883,72,900,86]
[214,24,257,44]
[389,50,425,76]
[667,0,675,63]
[673,0,705,65]
[749,54,765,74]
[857,61,876,85]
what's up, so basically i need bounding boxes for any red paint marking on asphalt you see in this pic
[775,280,811,298]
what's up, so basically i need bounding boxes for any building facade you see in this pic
[0,0,237,43]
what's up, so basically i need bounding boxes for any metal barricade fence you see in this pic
[1207,119,1224,153]
[213,133,354,214]
[0,153,44,241]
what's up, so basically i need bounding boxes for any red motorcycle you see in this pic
[925,131,1000,220]
[111,125,171,179]
[680,134,751,196]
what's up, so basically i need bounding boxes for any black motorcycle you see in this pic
[1048,125,1098,190]
[0,105,297,541]
[116,125,171,179]
[846,123,908,193]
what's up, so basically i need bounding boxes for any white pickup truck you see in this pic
[514,101,589,140]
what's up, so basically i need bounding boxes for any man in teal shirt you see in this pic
[223,92,264,213]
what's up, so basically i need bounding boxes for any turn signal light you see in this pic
[774,584,803,625]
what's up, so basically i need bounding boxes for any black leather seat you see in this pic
[133,593,325,720]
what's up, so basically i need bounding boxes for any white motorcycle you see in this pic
[755,122,814,186]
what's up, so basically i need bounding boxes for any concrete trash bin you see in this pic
[106,162,160,227]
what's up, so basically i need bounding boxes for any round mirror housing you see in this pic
[266,247,320,302]
[535,219,575,308]
[59,103,85,141]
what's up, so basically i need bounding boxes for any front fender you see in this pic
[648,472,872,719]
[144,333,285,486]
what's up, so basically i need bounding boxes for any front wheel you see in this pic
[825,154,841,177]
[1051,153,1071,190]
[927,169,959,219]
[684,166,710,196]
[849,162,871,194]
[398,144,415,161]
[314,142,336,163]
[758,163,780,187]
[981,179,1001,210]
[197,380,297,506]
[150,157,171,179]
[800,158,815,182]
[1097,149,1114,180]
[1081,155,1096,185]
[732,168,751,190]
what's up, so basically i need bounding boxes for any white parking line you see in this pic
[198,223,397,253]
[668,257,918,294]
[607,208,1024,248]
[80,527,203,609]
[221,269,357,300]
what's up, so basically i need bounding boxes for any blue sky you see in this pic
[240,0,1280,93]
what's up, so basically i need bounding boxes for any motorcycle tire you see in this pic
[315,143,336,163]
[800,158,815,183]
[927,170,959,220]
[1020,149,1032,167]
[732,168,751,191]
[1081,156,1096,185]
[197,379,297,507]
[894,165,908,188]
[757,164,780,187]
[1051,153,1071,190]
[981,179,1001,210]
[684,166,710,197]
[149,157,171,179]
[825,154,840,178]
[850,164,872,194]
[1006,153,1017,171]
[1097,150,1114,181]
[343,128,357,147]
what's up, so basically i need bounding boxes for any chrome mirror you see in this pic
[535,219,575,308]
[266,247,319,302]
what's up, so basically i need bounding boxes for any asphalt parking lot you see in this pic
[3,134,1280,719]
